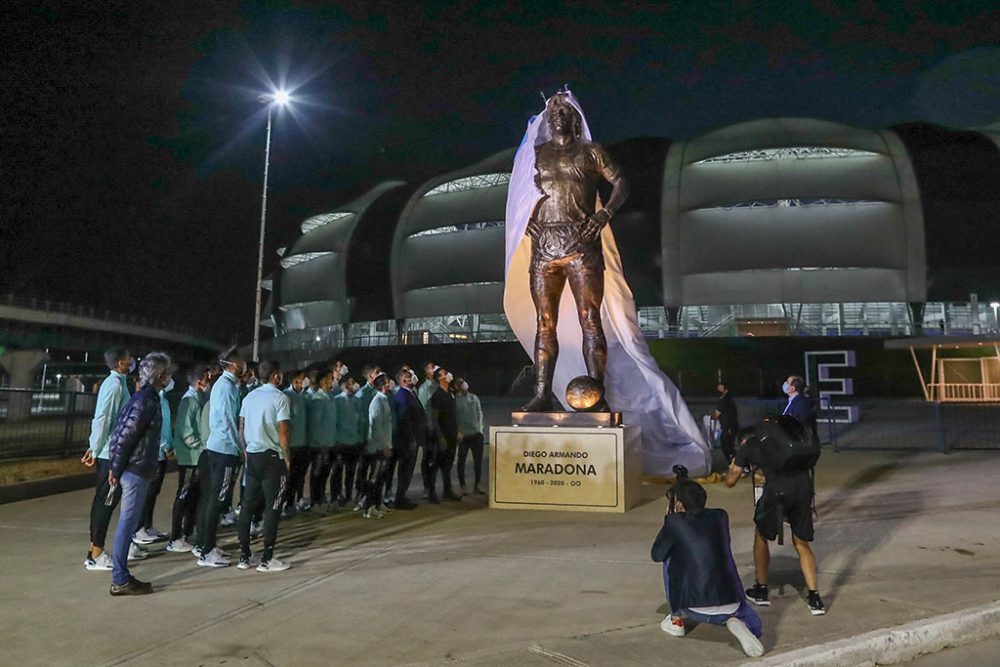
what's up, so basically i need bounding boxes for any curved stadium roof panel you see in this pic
[274,181,409,332]
[391,149,515,320]
[662,118,926,307]
[266,117,1000,352]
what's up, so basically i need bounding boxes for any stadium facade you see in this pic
[261,118,1000,364]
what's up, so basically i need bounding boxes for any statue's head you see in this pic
[545,93,582,139]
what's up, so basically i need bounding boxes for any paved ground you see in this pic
[2,449,999,666]
[902,636,1000,666]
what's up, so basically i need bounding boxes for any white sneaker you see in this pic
[146,526,167,540]
[380,504,394,514]
[237,554,261,570]
[127,543,149,561]
[191,545,204,558]
[132,528,158,545]
[660,615,685,637]
[220,511,237,527]
[363,507,384,519]
[250,521,262,538]
[166,538,194,553]
[197,548,231,567]
[726,617,764,657]
[296,498,311,512]
[85,552,113,571]
[257,557,290,572]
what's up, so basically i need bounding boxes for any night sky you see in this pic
[4,0,998,343]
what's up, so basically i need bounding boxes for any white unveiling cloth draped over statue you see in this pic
[503,91,712,476]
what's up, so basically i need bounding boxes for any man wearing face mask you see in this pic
[197,349,246,568]
[713,383,740,463]
[381,364,410,505]
[133,376,176,544]
[429,367,462,503]
[391,366,425,509]
[307,368,338,510]
[237,360,292,572]
[282,369,310,515]
[332,376,365,508]
[106,352,175,595]
[723,375,825,616]
[780,376,811,423]
[362,373,394,518]
[82,347,144,571]
[352,365,380,509]
[454,378,485,495]
[167,366,207,553]
[417,361,439,499]
[192,365,218,555]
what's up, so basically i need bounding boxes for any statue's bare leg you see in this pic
[523,262,567,411]
[567,262,606,383]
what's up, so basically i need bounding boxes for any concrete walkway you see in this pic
[1,450,998,666]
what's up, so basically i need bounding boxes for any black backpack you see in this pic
[752,414,821,473]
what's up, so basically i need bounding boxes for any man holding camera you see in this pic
[651,468,764,658]
[724,375,826,616]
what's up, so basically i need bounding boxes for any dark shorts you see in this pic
[754,472,814,542]
[531,222,604,271]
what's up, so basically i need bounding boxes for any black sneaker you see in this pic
[746,583,771,606]
[807,590,826,615]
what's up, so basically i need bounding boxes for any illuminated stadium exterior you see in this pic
[261,118,1000,364]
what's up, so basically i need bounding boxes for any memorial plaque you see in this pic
[489,424,641,513]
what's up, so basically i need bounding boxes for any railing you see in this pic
[0,389,93,459]
[927,383,1000,402]
[5,389,998,461]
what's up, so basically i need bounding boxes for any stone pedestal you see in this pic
[489,423,642,513]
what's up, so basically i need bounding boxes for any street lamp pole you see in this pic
[252,95,278,362]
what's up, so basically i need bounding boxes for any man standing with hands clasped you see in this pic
[237,360,292,572]
[106,352,175,596]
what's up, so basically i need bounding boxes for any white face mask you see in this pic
[163,378,175,393]
[127,359,137,374]
[341,365,349,376]
[409,371,419,385]
[302,378,311,389]
[459,381,469,392]
[445,372,453,383]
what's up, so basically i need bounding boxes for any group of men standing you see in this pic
[81,347,486,596]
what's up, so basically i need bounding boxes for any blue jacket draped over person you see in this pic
[651,508,762,636]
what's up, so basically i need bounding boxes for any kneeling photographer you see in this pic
[725,377,825,616]
[650,466,764,658]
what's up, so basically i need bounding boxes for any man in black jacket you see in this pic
[713,383,739,462]
[428,367,462,503]
[106,352,174,596]
[651,477,763,657]
[391,367,425,510]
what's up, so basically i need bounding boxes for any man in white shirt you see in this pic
[237,360,292,572]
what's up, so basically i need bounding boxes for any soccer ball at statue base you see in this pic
[565,375,606,412]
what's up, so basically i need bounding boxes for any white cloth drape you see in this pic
[503,92,712,476]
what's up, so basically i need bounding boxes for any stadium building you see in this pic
[261,118,1000,368]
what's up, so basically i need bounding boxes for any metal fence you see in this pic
[0,389,93,459]
[684,396,1000,453]
[3,390,998,461]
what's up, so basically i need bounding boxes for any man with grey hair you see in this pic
[106,352,174,595]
